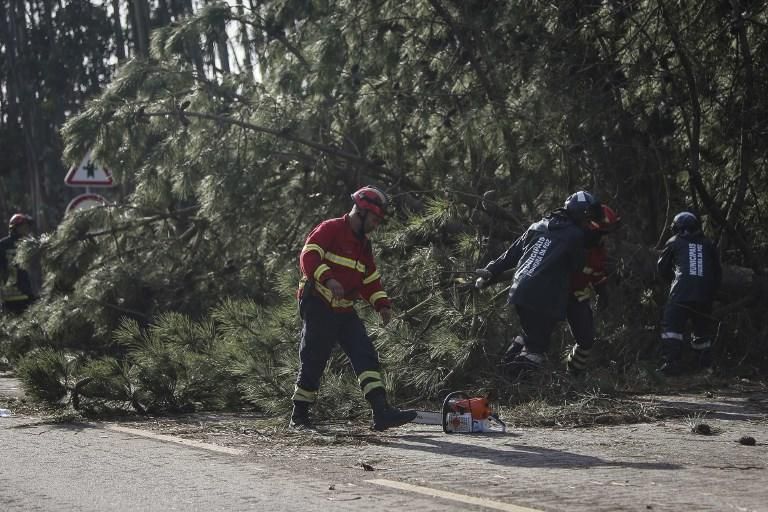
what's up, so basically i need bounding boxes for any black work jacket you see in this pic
[485,212,586,319]
[657,232,721,303]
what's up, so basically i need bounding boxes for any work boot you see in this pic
[502,335,526,364]
[566,345,591,375]
[656,359,683,377]
[657,339,684,376]
[288,401,314,430]
[368,393,417,432]
[505,351,548,379]
[690,337,713,372]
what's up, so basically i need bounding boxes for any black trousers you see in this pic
[296,295,380,393]
[660,301,715,359]
[515,304,560,354]
[566,297,595,349]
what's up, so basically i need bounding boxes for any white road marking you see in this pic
[367,478,543,512]
[107,425,247,456]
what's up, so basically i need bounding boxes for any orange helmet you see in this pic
[590,204,621,232]
[9,213,33,229]
[351,186,388,218]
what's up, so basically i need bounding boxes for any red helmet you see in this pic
[590,204,620,232]
[351,186,388,218]
[9,213,33,229]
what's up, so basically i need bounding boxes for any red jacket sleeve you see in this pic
[300,221,335,284]
[586,246,608,286]
[359,256,392,311]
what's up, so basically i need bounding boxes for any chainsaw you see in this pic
[411,391,506,433]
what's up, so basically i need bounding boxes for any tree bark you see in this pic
[111,0,126,62]
[131,0,151,57]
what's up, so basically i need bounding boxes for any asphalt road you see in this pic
[2,372,767,512]
[0,415,492,512]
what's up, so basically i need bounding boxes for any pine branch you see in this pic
[81,206,200,240]
[142,109,416,186]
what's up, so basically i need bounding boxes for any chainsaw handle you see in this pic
[441,391,470,434]
[490,413,507,433]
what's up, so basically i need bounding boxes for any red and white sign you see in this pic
[65,193,108,215]
[65,149,114,187]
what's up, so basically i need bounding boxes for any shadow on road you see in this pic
[393,433,682,470]
[9,420,99,432]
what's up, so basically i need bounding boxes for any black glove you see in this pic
[474,268,494,289]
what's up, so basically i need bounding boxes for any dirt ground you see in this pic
[2,373,767,511]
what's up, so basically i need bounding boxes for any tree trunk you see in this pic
[236,0,254,79]
[111,0,126,62]
[131,0,151,57]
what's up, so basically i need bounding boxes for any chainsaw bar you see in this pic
[411,410,443,425]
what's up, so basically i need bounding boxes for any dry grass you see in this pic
[499,389,663,428]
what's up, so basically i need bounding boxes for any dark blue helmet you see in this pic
[563,191,601,223]
[671,211,699,234]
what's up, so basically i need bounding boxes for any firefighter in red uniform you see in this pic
[290,186,417,431]
[1,213,36,314]
[565,204,621,373]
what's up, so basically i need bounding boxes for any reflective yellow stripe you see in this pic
[369,291,388,305]
[362,381,385,396]
[292,386,317,402]
[314,264,331,282]
[325,251,366,273]
[2,294,29,301]
[362,270,381,285]
[573,288,592,302]
[314,281,355,308]
[357,370,382,384]
[582,267,595,275]
[302,243,325,258]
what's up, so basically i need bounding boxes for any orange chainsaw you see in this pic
[411,391,506,433]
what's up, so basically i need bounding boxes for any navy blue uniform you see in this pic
[657,231,721,368]
[485,211,586,354]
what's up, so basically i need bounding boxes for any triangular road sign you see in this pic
[65,149,114,187]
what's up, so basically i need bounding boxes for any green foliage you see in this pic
[112,316,230,412]
[16,348,75,403]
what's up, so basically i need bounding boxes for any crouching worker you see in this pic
[656,212,721,376]
[290,186,417,431]
[475,191,598,376]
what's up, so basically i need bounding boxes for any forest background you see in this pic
[1,0,766,418]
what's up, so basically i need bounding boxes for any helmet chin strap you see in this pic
[356,209,368,238]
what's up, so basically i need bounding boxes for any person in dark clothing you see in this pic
[0,213,35,314]
[290,186,416,431]
[656,211,722,376]
[565,204,621,374]
[475,191,600,373]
